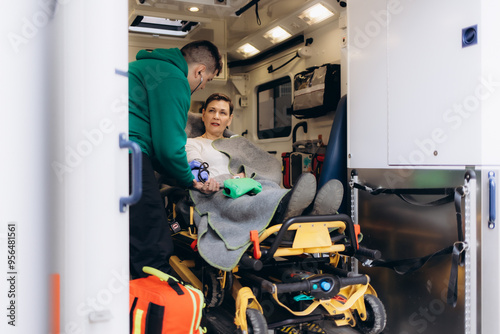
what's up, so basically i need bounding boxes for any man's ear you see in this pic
[194,64,207,78]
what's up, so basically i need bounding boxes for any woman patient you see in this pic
[187,92,343,221]
[185,93,343,270]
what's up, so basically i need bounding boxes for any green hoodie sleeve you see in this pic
[129,49,194,188]
[149,76,194,187]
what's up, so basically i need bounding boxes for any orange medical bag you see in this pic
[129,267,204,334]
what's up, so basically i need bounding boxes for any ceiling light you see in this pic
[188,6,200,12]
[129,16,199,37]
[263,26,292,44]
[236,43,260,57]
[298,3,334,25]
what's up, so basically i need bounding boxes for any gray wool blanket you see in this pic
[189,136,289,271]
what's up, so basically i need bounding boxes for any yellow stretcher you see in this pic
[167,198,386,334]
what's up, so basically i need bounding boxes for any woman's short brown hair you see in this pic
[203,93,234,115]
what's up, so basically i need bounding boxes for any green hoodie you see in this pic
[129,48,194,187]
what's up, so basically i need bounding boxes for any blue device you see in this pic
[189,160,210,183]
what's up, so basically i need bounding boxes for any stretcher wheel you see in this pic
[202,268,225,308]
[242,308,268,334]
[355,294,387,334]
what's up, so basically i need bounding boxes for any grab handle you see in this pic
[356,246,382,260]
[488,171,496,229]
[119,133,142,213]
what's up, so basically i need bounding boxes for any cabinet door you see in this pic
[1,1,54,332]
[51,1,129,333]
[387,0,481,166]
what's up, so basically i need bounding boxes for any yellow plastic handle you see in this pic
[142,266,178,283]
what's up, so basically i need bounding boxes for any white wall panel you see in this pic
[480,168,500,333]
[51,1,129,333]
[480,0,500,166]
[348,1,500,333]
[347,0,389,168]
[0,1,51,332]
[348,0,500,169]
[387,0,481,166]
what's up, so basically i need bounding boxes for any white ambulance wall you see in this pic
[128,35,185,63]
[347,2,500,333]
[348,0,500,169]
[347,0,388,169]
[3,1,129,333]
[386,0,481,166]
[1,1,51,332]
[480,167,500,334]
[480,0,500,166]
[51,1,130,333]
[231,19,346,157]
[480,5,500,329]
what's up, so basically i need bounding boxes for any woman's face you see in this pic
[202,99,233,138]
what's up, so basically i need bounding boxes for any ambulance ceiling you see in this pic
[129,0,342,61]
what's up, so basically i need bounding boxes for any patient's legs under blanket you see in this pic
[308,178,344,216]
[190,180,288,270]
[282,173,317,221]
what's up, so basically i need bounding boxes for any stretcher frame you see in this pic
[166,197,387,333]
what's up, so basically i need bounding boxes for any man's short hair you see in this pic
[203,93,234,115]
[181,40,223,76]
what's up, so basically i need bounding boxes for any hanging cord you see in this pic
[255,1,261,25]
[267,52,299,73]
[235,0,261,19]
[352,182,457,206]
[267,38,313,73]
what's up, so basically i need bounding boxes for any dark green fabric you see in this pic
[129,48,193,187]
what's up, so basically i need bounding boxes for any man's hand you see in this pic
[192,177,220,194]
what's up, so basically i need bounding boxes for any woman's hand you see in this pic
[192,177,220,194]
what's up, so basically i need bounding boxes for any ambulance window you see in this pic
[257,77,292,139]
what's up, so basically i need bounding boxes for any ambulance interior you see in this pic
[125,0,500,333]
[3,0,499,333]
[124,0,496,333]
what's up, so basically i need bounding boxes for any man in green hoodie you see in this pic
[129,40,223,278]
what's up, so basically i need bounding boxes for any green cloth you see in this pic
[129,48,193,187]
[223,178,262,198]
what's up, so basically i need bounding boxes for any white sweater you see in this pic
[185,137,231,177]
